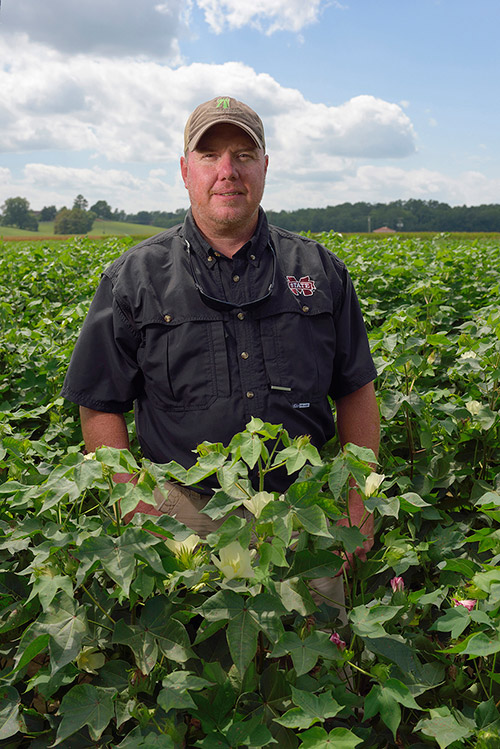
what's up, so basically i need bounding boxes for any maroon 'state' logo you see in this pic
[286,275,317,297]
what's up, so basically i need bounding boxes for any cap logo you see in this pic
[216,97,231,109]
[286,275,317,297]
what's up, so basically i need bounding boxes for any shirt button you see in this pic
[246,391,255,399]
[233,275,240,282]
[237,311,246,320]
[164,314,172,322]
[302,306,310,313]
[207,255,214,262]
[249,254,256,261]
[240,351,249,359]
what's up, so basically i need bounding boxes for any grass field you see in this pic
[0,218,167,239]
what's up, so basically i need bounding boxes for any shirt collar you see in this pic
[183,207,270,268]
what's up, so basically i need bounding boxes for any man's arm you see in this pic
[80,407,130,453]
[79,406,162,519]
[334,381,380,563]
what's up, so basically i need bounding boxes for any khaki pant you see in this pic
[155,482,346,620]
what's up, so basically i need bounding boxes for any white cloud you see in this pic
[265,166,500,211]
[195,0,327,34]
[13,164,186,213]
[0,37,416,169]
[1,0,185,60]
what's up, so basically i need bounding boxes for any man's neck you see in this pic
[192,216,259,258]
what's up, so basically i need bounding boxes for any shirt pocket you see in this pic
[259,309,336,404]
[138,319,230,411]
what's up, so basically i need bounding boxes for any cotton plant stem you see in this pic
[81,584,116,625]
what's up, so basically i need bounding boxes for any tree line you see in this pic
[3,196,500,234]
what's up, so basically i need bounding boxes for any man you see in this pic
[61,96,379,561]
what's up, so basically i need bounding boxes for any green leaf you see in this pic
[363,636,422,676]
[286,549,343,580]
[200,490,244,520]
[95,445,139,473]
[227,606,260,674]
[77,527,163,594]
[270,631,341,676]
[225,715,276,747]
[298,725,362,748]
[330,525,367,553]
[430,606,471,639]
[364,684,401,739]
[27,572,74,611]
[275,577,317,616]
[293,504,331,537]
[399,491,431,509]
[0,686,22,740]
[462,632,500,657]
[472,568,500,593]
[474,697,500,731]
[54,684,115,744]
[113,597,193,673]
[383,678,421,710]
[18,591,87,675]
[13,633,50,674]
[326,456,351,499]
[416,707,473,748]
[350,605,403,638]
[275,687,342,730]
[198,589,244,621]
[229,431,264,469]
[442,558,481,576]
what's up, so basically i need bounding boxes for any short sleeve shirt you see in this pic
[61,209,377,489]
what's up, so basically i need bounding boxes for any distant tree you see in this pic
[1,196,38,231]
[73,194,89,211]
[54,207,95,235]
[90,200,113,219]
[40,205,57,221]
[127,210,153,225]
[111,208,126,221]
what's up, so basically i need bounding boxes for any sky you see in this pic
[1,0,499,215]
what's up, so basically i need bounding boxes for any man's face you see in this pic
[180,123,268,239]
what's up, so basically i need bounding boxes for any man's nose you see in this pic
[218,152,238,179]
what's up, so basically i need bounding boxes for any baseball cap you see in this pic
[184,96,266,153]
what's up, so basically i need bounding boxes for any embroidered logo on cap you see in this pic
[286,275,316,297]
[216,97,231,109]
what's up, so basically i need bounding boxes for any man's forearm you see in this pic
[335,381,380,460]
[335,382,380,558]
[79,406,161,519]
[80,406,134,484]
[80,406,130,453]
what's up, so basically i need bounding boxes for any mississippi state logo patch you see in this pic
[286,275,317,297]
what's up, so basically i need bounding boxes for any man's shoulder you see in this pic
[268,223,346,270]
[104,224,184,280]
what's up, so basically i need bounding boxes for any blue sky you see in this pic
[1,0,498,214]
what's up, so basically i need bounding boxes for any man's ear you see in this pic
[180,155,188,188]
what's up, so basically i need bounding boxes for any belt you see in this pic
[155,480,208,513]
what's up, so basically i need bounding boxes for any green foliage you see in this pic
[54,206,96,235]
[1,196,38,231]
[0,233,500,747]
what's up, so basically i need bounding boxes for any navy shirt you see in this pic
[61,209,376,490]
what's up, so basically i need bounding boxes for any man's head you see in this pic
[181,96,268,246]
[183,96,265,155]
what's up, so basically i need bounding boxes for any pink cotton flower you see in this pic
[330,632,346,650]
[452,598,476,612]
[390,576,405,593]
